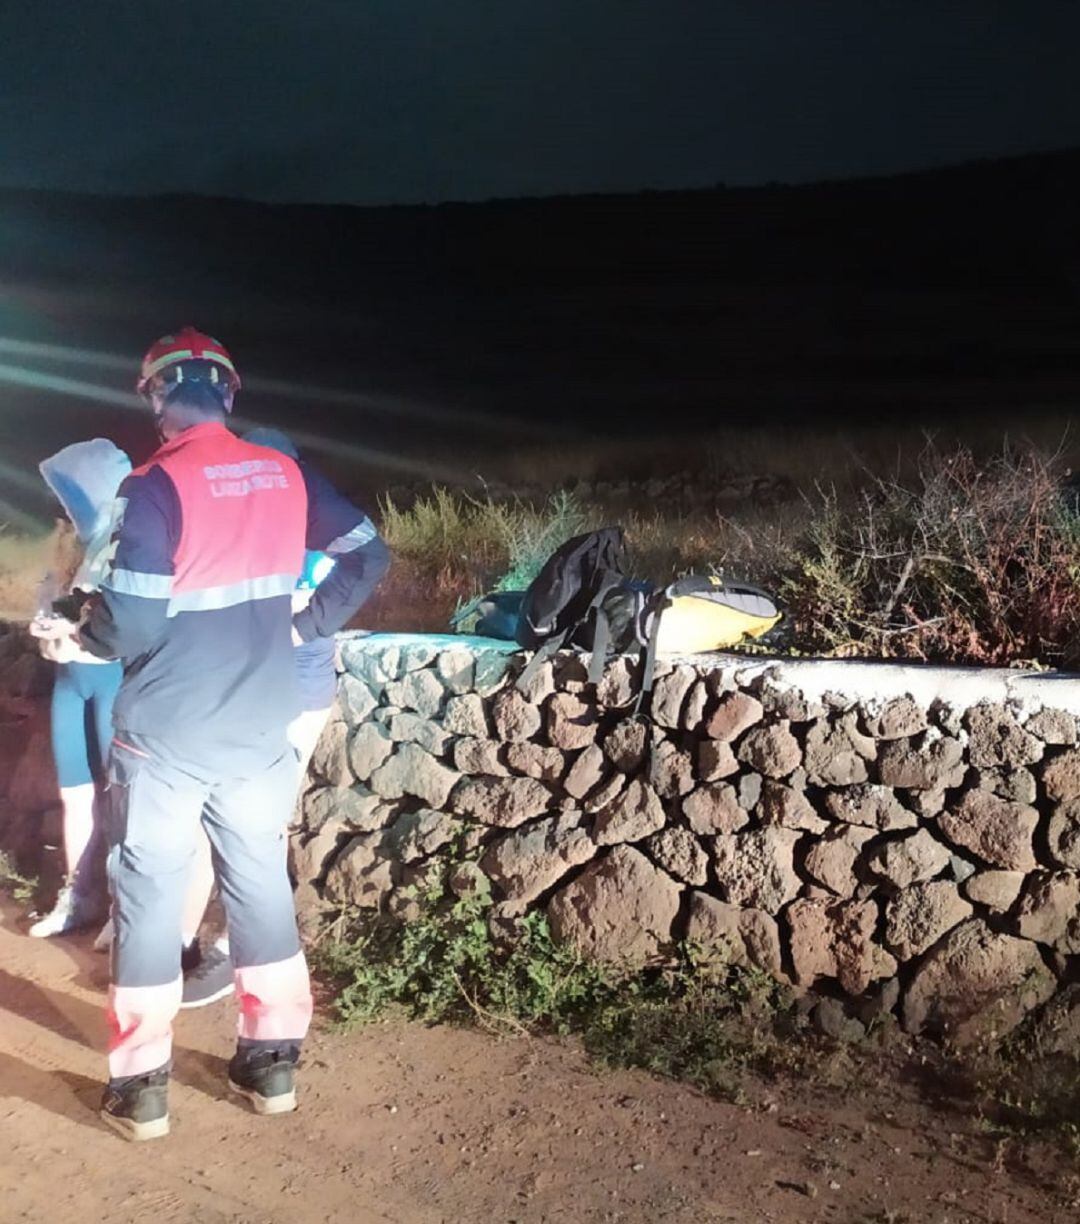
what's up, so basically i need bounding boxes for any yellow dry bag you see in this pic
[653,575,781,655]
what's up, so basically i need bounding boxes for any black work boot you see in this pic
[100,1067,170,1141]
[227,1045,299,1116]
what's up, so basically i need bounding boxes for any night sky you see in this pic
[3,2,1080,206]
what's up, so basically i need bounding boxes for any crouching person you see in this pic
[71,328,388,1140]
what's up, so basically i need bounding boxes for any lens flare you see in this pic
[0,361,141,409]
[0,337,131,371]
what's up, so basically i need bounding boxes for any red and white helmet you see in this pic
[136,326,241,396]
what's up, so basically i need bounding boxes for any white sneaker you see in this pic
[93,917,114,952]
[28,884,98,938]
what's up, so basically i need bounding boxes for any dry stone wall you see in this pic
[4,617,1073,1049]
[292,633,1080,1045]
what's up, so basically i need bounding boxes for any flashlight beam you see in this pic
[0,362,142,409]
[0,336,573,439]
[0,338,131,372]
[0,496,50,532]
[247,376,559,439]
[230,414,468,484]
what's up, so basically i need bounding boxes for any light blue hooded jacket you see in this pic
[39,438,132,595]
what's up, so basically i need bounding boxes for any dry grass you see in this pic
[368,439,1080,668]
[366,481,803,634]
[0,525,67,622]
[368,489,595,632]
[785,443,1080,666]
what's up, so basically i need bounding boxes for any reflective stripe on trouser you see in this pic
[105,734,313,1079]
[235,951,312,1042]
[108,977,183,1079]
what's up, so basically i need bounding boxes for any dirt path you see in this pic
[0,900,1074,1224]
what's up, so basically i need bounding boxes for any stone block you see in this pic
[548,845,681,968]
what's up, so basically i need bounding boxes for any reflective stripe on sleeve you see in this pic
[325,518,377,555]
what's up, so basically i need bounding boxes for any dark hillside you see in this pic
[2,149,1080,510]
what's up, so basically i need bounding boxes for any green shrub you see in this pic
[496,489,592,591]
[373,488,600,634]
[379,487,596,594]
[0,851,38,904]
[318,870,610,1032]
[576,958,801,1099]
[316,865,800,1099]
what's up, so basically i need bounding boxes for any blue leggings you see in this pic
[51,661,122,789]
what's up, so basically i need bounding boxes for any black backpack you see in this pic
[457,527,782,711]
[515,527,653,691]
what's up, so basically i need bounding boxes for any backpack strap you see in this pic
[516,568,626,693]
[582,571,629,685]
[515,627,570,692]
[587,606,611,685]
[722,580,777,601]
[632,592,669,716]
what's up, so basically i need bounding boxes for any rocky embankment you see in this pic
[289,633,1080,1045]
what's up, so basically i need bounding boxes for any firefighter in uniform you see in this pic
[67,328,389,1139]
